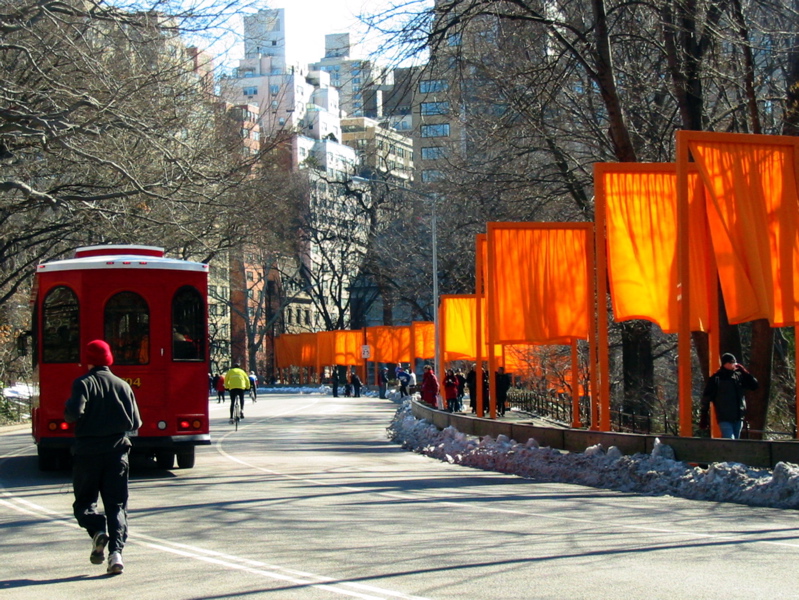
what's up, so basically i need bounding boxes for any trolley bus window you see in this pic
[105,292,149,365]
[42,286,80,363]
[172,286,204,361]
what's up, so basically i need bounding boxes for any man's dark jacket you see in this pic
[701,367,758,423]
[64,366,142,455]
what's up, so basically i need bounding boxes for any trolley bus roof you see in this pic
[37,245,208,273]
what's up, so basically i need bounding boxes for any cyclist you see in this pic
[248,371,258,402]
[224,363,250,424]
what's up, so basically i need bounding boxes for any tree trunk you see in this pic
[621,321,655,415]
[745,319,774,439]
[783,0,799,136]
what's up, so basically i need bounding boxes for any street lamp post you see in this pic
[351,176,440,373]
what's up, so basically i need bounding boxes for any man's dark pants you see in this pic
[230,388,245,418]
[72,449,130,554]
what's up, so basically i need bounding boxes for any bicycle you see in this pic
[231,396,242,431]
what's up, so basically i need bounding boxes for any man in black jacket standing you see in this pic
[700,352,758,439]
[65,339,142,575]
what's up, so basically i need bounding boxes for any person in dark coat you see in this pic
[495,366,512,417]
[466,365,477,413]
[378,367,389,399]
[64,340,142,575]
[700,352,758,439]
[444,369,458,412]
[397,368,411,398]
[455,369,466,412]
[331,367,340,397]
[350,371,362,397]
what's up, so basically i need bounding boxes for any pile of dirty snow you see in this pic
[387,400,799,509]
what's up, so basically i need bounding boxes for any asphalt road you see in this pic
[1,392,798,600]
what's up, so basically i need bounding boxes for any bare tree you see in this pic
[364,0,799,431]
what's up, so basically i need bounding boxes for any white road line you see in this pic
[214,396,799,553]
[0,404,431,600]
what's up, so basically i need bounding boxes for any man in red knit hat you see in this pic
[65,339,141,575]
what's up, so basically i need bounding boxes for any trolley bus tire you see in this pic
[176,448,195,469]
[155,450,175,470]
[37,447,69,471]
[37,447,58,471]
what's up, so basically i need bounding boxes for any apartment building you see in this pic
[340,116,414,182]
[219,7,371,358]
[310,33,394,118]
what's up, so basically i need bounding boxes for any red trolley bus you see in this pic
[31,245,211,470]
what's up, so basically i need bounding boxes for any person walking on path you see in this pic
[444,369,459,412]
[466,365,477,413]
[64,339,142,575]
[700,352,758,439]
[495,366,512,417]
[214,373,226,403]
[378,368,389,399]
[397,368,410,398]
[350,371,362,397]
[224,363,250,423]
[456,369,466,412]
[421,365,440,408]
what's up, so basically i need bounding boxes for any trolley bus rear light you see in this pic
[177,418,203,432]
[48,420,71,432]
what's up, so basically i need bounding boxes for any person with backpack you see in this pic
[699,353,758,439]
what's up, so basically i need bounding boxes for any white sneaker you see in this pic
[90,531,108,565]
[107,551,124,575]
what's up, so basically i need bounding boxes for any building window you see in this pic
[421,146,445,160]
[421,101,450,116]
[270,84,280,95]
[421,169,444,182]
[419,79,448,93]
[421,123,450,138]
[243,86,257,96]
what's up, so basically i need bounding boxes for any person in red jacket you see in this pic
[421,364,440,408]
[444,369,459,412]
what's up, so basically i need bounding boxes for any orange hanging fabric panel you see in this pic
[274,335,289,369]
[316,330,335,365]
[687,132,799,326]
[276,334,303,369]
[487,224,591,344]
[365,327,387,362]
[334,330,363,366]
[441,294,477,362]
[411,321,435,359]
[598,164,712,333]
[298,332,317,367]
[393,326,412,364]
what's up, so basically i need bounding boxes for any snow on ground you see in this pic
[388,399,799,509]
[9,380,798,508]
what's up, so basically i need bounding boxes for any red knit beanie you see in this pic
[86,339,114,367]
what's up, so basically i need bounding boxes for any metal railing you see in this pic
[507,389,591,427]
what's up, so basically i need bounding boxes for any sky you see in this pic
[218,0,397,69]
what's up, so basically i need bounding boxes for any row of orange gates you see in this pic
[276,131,799,439]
